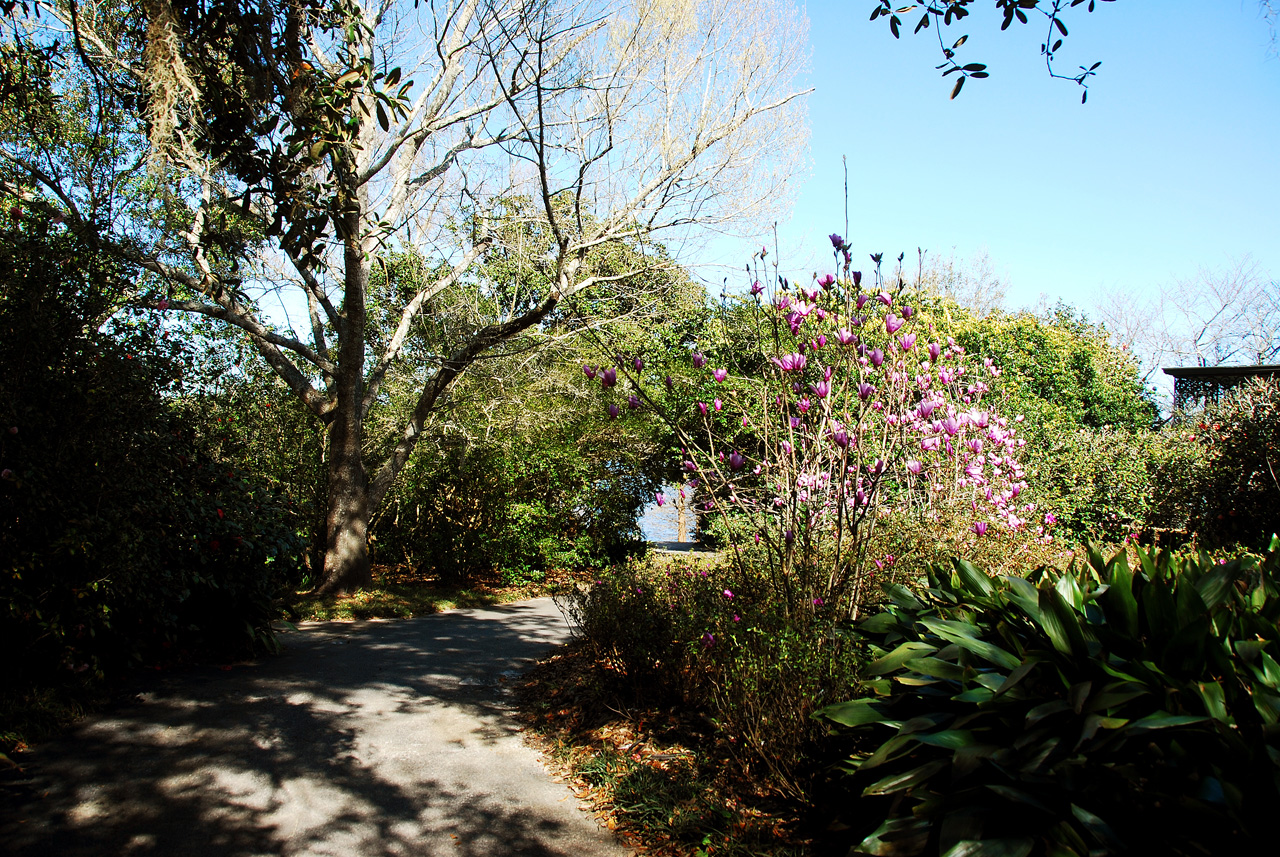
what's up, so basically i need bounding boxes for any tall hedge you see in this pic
[0,227,305,690]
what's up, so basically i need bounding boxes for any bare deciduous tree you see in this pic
[1094,257,1280,396]
[912,247,1010,317]
[4,0,809,591]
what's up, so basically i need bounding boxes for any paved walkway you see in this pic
[1,598,632,856]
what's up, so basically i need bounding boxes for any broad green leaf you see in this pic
[1195,563,1238,611]
[1235,639,1267,664]
[943,839,1034,857]
[900,714,951,734]
[861,734,915,770]
[1026,699,1070,725]
[860,612,899,634]
[867,641,938,675]
[1101,554,1138,637]
[1069,804,1124,850]
[1143,581,1178,638]
[1175,581,1208,628]
[1136,545,1157,580]
[1258,652,1280,689]
[1194,681,1230,723]
[1068,681,1092,714]
[863,759,948,796]
[1129,711,1209,731]
[817,698,895,728]
[1003,576,1040,616]
[857,815,932,856]
[913,729,976,749]
[1086,685,1147,712]
[954,558,994,598]
[974,672,1007,691]
[920,619,1021,670]
[954,687,996,704]
[1056,574,1084,612]
[994,656,1042,697]
[1038,585,1086,658]
[986,784,1052,812]
[904,657,966,681]
[1086,543,1107,575]
[884,584,925,611]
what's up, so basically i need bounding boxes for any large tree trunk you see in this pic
[314,189,372,594]
[315,408,371,594]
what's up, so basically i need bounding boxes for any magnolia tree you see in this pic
[2,0,808,592]
[587,235,1038,617]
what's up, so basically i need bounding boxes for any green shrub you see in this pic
[816,542,1280,856]
[0,228,305,696]
[559,555,862,797]
[1155,379,1280,551]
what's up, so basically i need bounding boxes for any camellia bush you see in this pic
[584,235,1036,617]
[0,224,306,697]
[1154,378,1280,551]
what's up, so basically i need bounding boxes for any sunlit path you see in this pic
[1,599,632,857]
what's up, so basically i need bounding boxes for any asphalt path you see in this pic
[1,598,632,856]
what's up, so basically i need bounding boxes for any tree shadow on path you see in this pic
[0,599,626,857]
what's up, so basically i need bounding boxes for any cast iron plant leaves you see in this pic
[817,538,1280,856]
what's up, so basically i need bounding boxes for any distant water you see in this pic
[638,483,693,543]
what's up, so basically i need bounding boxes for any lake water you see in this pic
[638,483,694,542]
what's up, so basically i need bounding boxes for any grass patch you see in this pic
[288,563,569,621]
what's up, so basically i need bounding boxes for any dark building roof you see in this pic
[1162,364,1280,379]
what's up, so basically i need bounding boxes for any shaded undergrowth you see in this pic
[517,641,812,857]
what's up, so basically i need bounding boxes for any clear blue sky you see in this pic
[700,0,1280,313]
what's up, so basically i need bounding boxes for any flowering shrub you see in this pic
[585,236,1033,616]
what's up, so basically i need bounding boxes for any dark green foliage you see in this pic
[372,424,656,583]
[817,542,1280,856]
[0,227,305,697]
[1156,380,1280,551]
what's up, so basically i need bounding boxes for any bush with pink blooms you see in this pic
[584,235,1036,618]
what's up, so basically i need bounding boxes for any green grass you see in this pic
[285,562,587,621]
[289,582,535,621]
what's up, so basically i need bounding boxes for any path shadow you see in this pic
[0,599,619,857]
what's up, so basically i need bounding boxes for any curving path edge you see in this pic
[1,598,633,856]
